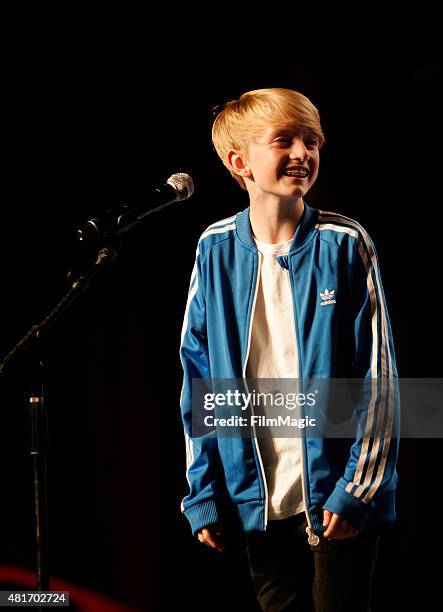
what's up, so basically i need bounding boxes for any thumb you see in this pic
[323,509,333,527]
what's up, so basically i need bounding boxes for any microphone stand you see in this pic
[0,174,193,595]
[0,243,119,592]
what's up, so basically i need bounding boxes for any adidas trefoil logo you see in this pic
[320,288,336,306]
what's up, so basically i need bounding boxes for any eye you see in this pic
[304,137,319,150]
[274,137,291,147]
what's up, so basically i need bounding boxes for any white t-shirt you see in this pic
[246,236,305,520]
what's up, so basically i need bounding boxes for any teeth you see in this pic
[284,168,308,177]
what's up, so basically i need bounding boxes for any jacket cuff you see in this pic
[183,499,220,536]
[323,484,371,531]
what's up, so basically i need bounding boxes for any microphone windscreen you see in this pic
[167,173,194,201]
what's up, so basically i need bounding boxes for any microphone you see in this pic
[76,173,194,241]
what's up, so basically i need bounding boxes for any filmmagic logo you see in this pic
[320,288,336,306]
[203,414,317,429]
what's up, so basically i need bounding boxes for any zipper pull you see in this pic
[306,526,320,546]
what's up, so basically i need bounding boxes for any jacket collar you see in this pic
[235,201,319,254]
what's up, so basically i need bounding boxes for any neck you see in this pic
[249,197,304,244]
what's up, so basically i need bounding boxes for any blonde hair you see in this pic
[211,88,325,190]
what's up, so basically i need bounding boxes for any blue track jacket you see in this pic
[179,202,399,542]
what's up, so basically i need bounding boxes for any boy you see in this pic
[179,88,399,611]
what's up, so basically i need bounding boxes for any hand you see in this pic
[322,510,359,540]
[197,523,225,552]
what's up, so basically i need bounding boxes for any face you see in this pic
[233,123,320,202]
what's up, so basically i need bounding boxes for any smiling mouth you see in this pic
[282,167,310,178]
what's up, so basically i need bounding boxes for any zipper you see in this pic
[242,251,269,529]
[287,266,320,547]
[300,440,320,546]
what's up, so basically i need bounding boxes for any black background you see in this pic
[0,56,441,610]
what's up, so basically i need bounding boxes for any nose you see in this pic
[289,138,309,161]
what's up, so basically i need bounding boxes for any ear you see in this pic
[227,150,252,178]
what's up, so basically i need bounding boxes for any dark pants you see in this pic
[243,512,380,612]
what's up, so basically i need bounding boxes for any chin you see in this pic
[287,186,307,197]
